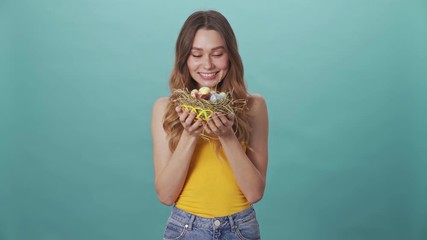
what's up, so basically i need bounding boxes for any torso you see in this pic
[175,138,250,218]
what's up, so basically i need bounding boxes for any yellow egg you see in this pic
[199,87,211,94]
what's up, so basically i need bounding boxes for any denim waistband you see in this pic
[169,206,256,231]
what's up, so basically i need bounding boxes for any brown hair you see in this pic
[163,10,251,151]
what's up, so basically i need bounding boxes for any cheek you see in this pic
[186,59,197,72]
[215,57,229,70]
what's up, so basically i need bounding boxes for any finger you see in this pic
[179,109,190,124]
[189,118,203,132]
[227,112,235,122]
[194,125,204,134]
[175,105,183,113]
[184,111,197,126]
[216,113,231,126]
[203,123,212,134]
[211,113,224,127]
[207,118,219,134]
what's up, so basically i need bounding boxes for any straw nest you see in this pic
[170,88,247,121]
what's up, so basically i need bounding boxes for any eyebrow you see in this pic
[191,46,225,51]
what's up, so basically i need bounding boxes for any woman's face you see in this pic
[187,29,229,89]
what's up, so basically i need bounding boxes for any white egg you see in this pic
[191,89,198,98]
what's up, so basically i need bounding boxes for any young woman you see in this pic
[152,10,268,240]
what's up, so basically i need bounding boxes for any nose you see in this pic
[203,56,214,69]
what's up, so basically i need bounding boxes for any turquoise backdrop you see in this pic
[1,0,426,239]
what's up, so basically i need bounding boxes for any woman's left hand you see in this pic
[204,112,235,138]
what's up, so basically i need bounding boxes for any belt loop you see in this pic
[228,215,236,232]
[187,214,196,231]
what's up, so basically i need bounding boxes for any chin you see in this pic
[197,80,220,88]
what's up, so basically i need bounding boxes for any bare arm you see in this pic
[151,98,204,205]
[204,94,269,203]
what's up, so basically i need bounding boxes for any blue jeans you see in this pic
[163,206,261,240]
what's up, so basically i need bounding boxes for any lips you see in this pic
[198,72,219,80]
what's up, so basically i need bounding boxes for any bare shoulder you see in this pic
[247,93,268,116]
[152,97,170,113]
[152,97,170,127]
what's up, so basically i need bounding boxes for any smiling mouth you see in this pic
[199,72,219,80]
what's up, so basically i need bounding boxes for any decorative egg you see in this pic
[196,92,211,100]
[210,93,220,102]
[219,92,226,99]
[190,89,198,98]
[199,87,211,95]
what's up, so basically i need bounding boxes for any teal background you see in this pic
[1,0,426,239]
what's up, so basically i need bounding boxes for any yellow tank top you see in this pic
[175,138,250,218]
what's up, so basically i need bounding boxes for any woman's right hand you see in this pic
[176,106,204,136]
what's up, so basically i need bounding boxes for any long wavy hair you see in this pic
[163,10,251,151]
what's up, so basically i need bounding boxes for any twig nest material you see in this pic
[170,87,247,121]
